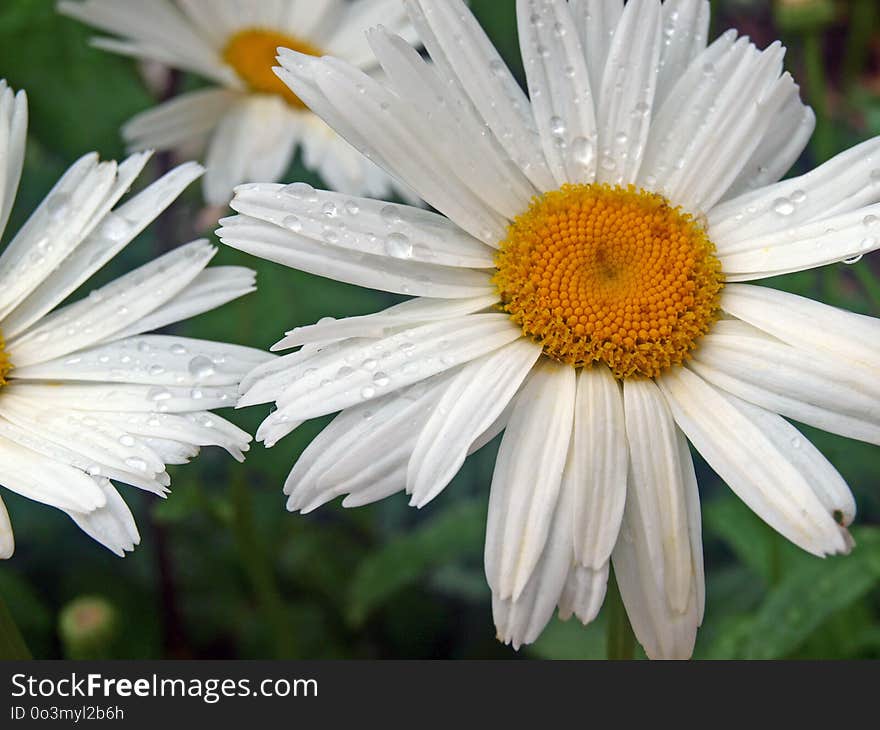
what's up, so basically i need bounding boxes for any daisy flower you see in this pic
[0,80,270,558]
[58,0,417,206]
[219,0,880,659]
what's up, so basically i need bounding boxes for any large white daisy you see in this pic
[0,80,270,558]
[58,0,417,205]
[219,0,880,659]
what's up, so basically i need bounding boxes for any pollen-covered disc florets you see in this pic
[493,184,724,379]
[223,28,322,109]
[0,328,11,388]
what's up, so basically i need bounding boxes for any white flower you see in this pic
[219,0,879,659]
[59,0,418,206]
[0,80,270,558]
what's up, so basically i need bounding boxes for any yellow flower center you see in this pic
[222,28,322,109]
[0,328,12,388]
[493,184,724,379]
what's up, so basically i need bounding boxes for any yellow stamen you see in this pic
[493,184,724,379]
[222,28,322,109]
[0,328,12,388]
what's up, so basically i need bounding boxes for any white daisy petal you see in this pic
[718,203,880,280]
[108,266,258,342]
[284,375,449,511]
[0,436,106,513]
[65,479,140,557]
[485,359,576,601]
[0,82,28,240]
[5,382,237,414]
[568,365,627,571]
[7,241,216,367]
[402,0,556,192]
[595,0,662,185]
[219,215,494,298]
[557,562,609,626]
[230,183,495,267]
[271,295,498,351]
[0,155,118,318]
[654,0,710,107]
[493,461,575,650]
[658,366,847,557]
[203,97,298,206]
[367,27,536,218]
[690,327,880,445]
[720,284,880,371]
[722,83,814,200]
[123,88,236,153]
[0,493,12,559]
[58,0,231,84]
[518,0,597,186]
[252,314,522,428]
[569,0,623,99]
[623,378,694,614]
[710,137,880,243]
[0,415,169,496]
[12,335,267,387]
[1,160,204,338]
[326,0,415,67]
[407,338,542,508]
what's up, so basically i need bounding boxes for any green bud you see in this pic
[58,596,118,660]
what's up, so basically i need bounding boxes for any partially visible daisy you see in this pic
[220,0,879,659]
[59,0,417,205]
[0,80,270,557]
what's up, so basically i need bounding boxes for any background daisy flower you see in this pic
[220,0,880,659]
[0,80,270,558]
[58,0,418,206]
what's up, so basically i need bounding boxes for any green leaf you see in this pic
[741,527,880,659]
[347,499,486,626]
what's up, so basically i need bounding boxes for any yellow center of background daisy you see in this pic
[222,28,321,109]
[493,184,724,379]
[0,329,12,388]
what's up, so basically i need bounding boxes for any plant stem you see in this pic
[842,0,876,94]
[0,591,31,659]
[802,32,835,163]
[230,475,296,658]
[606,571,635,660]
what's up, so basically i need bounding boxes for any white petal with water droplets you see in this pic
[8,241,216,367]
[485,360,576,601]
[0,435,106,513]
[0,82,27,242]
[65,479,140,557]
[710,137,880,243]
[518,0,597,185]
[569,0,623,109]
[658,367,847,557]
[219,216,494,299]
[13,335,267,388]
[654,0,710,106]
[256,314,523,428]
[403,0,556,191]
[407,338,542,508]
[231,183,495,266]
[595,0,661,185]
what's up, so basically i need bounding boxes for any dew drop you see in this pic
[773,197,795,216]
[188,355,216,378]
[385,232,413,259]
[282,182,317,201]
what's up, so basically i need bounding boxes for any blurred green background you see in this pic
[0,0,878,660]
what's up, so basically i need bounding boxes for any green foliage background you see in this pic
[0,0,878,660]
